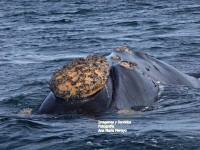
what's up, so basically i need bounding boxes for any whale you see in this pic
[36,46,200,115]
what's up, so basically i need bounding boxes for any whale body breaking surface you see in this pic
[35,46,200,115]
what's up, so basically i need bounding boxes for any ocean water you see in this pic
[0,0,200,149]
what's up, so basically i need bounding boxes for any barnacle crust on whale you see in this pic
[119,61,137,69]
[50,55,110,100]
[115,46,132,54]
[111,55,121,60]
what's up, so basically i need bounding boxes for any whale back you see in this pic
[106,47,200,110]
[107,48,200,88]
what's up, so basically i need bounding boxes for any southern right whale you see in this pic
[36,46,200,115]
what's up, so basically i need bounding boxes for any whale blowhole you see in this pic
[50,55,110,100]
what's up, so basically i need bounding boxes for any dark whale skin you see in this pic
[37,77,113,115]
[37,50,200,115]
[107,50,200,88]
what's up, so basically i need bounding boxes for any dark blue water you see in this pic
[0,0,200,149]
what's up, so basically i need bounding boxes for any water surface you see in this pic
[0,0,200,149]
